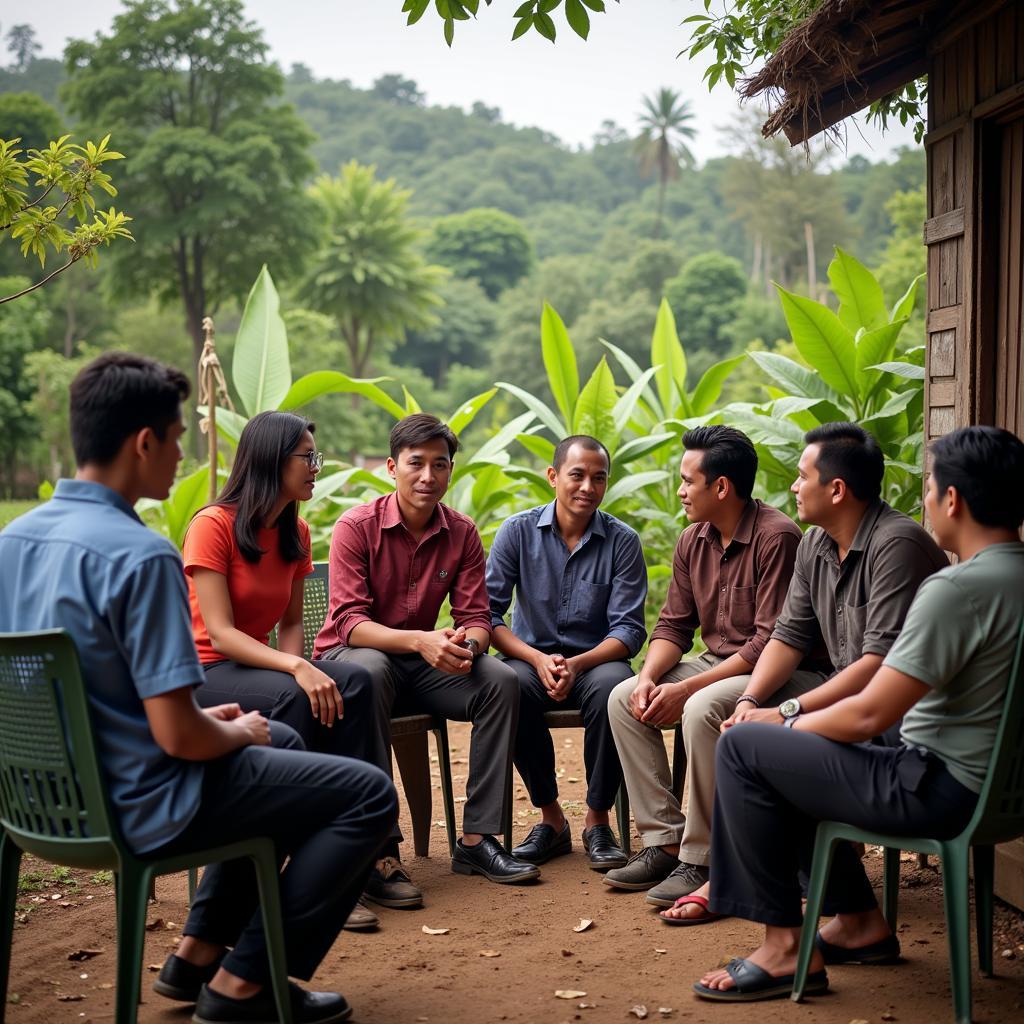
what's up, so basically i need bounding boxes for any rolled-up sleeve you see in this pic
[450,526,493,636]
[603,530,648,657]
[328,515,374,647]
[649,533,698,654]
[737,529,801,667]
[486,519,519,630]
[770,534,819,653]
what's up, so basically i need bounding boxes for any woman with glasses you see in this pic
[183,411,386,822]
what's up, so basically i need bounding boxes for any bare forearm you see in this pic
[798,654,883,714]
[638,638,686,684]
[347,620,423,654]
[795,694,890,743]
[680,651,757,695]
[743,639,804,702]
[209,623,303,675]
[569,637,630,674]
[275,622,305,659]
[464,626,490,652]
[491,625,540,663]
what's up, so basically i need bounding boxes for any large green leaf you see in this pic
[279,371,405,419]
[232,266,291,416]
[304,467,393,508]
[614,432,677,465]
[540,302,579,426]
[891,273,924,323]
[515,433,556,465]
[724,405,806,447]
[870,361,925,380]
[573,356,618,446]
[690,354,745,414]
[602,338,662,419]
[496,381,566,438]
[746,351,839,401]
[604,470,670,507]
[163,463,213,549]
[855,318,908,401]
[651,298,686,416]
[464,411,536,466]
[612,365,659,435]
[448,388,497,436]
[777,287,858,399]
[196,404,250,446]
[828,247,888,332]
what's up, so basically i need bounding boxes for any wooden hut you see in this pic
[744,0,1024,908]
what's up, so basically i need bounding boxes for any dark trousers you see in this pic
[152,722,397,984]
[709,722,978,927]
[322,647,519,836]
[196,659,387,770]
[505,657,633,811]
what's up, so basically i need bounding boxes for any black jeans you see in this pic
[505,656,634,811]
[152,721,397,984]
[196,659,387,770]
[709,722,977,927]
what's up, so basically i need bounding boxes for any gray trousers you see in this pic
[607,652,827,865]
[321,647,519,836]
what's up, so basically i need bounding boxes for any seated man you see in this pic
[0,353,397,1024]
[487,435,648,869]
[606,425,823,903]
[315,413,538,891]
[693,425,1024,1002]
[660,421,949,925]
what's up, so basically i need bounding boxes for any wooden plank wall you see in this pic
[926,0,1024,911]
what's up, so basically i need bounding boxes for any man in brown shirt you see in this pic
[606,426,826,904]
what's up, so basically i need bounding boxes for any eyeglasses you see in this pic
[289,450,324,471]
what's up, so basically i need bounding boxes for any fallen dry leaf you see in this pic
[144,918,164,931]
[478,950,501,957]
[881,1015,897,1022]
[146,964,161,971]
[578,1002,596,1008]
[567,776,579,783]
[629,1006,648,1019]
[848,1019,870,1024]
[653,948,667,954]
[56,994,84,1002]
[658,1009,673,1016]
[554,990,587,999]
[68,950,103,962]
[573,918,594,932]
[560,949,573,956]
[421,925,449,935]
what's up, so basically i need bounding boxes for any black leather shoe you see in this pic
[363,856,423,908]
[581,824,628,871]
[192,981,352,1024]
[153,952,224,1003]
[452,835,541,883]
[511,820,571,864]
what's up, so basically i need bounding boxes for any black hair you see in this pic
[69,352,190,466]
[213,411,314,564]
[682,425,757,500]
[389,413,459,461]
[931,426,1024,530]
[552,434,611,471]
[804,422,884,502]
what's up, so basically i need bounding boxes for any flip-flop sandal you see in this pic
[693,957,829,1002]
[816,931,902,965]
[659,893,729,926]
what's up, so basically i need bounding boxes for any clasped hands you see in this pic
[719,704,783,732]
[417,626,476,676]
[628,677,689,726]
[532,650,577,702]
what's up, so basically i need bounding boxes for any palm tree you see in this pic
[634,88,697,235]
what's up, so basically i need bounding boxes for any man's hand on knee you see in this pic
[628,677,657,719]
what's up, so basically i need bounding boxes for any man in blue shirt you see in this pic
[0,352,396,1024]
[487,435,647,869]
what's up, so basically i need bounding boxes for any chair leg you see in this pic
[187,867,198,906]
[670,723,687,798]
[114,861,151,1024]
[434,722,458,859]
[502,752,514,853]
[973,844,996,977]
[882,846,901,932]
[393,730,432,857]
[615,785,631,857]
[940,843,975,1024]
[792,830,838,1003]
[250,846,293,1024]
[0,833,24,1020]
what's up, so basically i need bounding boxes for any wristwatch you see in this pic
[462,637,480,658]
[783,715,800,729]
[778,696,802,720]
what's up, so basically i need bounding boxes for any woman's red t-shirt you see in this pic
[182,505,313,664]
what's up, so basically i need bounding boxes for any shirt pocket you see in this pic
[572,580,611,620]
[729,584,757,635]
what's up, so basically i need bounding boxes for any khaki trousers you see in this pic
[607,653,826,865]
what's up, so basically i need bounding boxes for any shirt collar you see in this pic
[54,478,143,524]
[381,491,449,534]
[848,499,886,553]
[695,500,758,549]
[536,500,606,541]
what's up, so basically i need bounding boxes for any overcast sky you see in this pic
[15,0,917,163]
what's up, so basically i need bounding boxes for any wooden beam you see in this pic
[924,208,966,244]
[928,0,1011,53]
[927,306,960,332]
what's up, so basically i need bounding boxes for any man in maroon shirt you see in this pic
[315,414,540,903]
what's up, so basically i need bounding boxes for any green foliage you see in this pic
[664,251,748,359]
[425,208,533,299]
[0,501,36,528]
[302,161,446,378]
[5,25,41,72]
[0,94,62,152]
[634,88,697,233]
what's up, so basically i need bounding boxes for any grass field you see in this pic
[0,500,37,529]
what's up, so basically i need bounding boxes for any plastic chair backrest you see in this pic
[967,619,1024,846]
[302,562,330,659]
[0,629,116,859]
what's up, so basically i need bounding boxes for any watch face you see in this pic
[779,698,801,719]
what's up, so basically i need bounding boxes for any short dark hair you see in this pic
[681,425,757,500]
[389,414,459,461]
[213,411,314,564]
[553,434,610,471]
[931,426,1024,530]
[70,352,190,466]
[804,422,884,502]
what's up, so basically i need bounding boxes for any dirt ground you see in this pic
[6,722,1024,1024]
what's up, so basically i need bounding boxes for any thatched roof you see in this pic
[741,0,957,145]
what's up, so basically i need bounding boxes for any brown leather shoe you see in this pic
[364,856,423,908]
[342,898,379,931]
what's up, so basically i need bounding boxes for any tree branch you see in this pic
[0,256,79,304]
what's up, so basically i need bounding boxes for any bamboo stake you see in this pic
[197,316,234,503]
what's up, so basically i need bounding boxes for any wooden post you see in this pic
[203,318,217,502]
[804,220,817,299]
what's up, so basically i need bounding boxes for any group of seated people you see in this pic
[0,350,1022,1023]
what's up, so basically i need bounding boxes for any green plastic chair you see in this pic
[0,630,294,1024]
[792,620,1024,1023]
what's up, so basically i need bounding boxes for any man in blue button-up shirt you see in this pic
[487,435,647,869]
